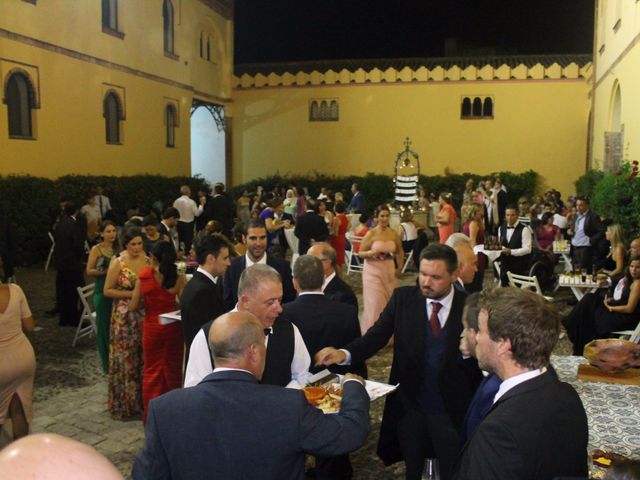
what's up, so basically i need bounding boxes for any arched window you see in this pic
[165,104,177,147]
[163,0,175,54]
[5,72,34,138]
[199,32,203,58]
[483,97,493,117]
[461,97,471,117]
[103,92,122,144]
[102,0,118,30]
[329,100,339,120]
[472,97,482,117]
[309,101,319,121]
[320,101,328,120]
[207,36,211,61]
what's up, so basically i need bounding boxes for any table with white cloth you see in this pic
[473,245,502,280]
[283,227,299,266]
[558,274,603,301]
[551,355,640,458]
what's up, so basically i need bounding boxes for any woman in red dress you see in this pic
[330,202,349,266]
[130,241,186,423]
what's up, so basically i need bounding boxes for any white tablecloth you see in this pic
[551,355,640,458]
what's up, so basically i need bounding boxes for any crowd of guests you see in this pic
[2,179,640,480]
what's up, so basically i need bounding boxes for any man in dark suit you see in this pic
[158,207,180,253]
[180,235,232,361]
[347,183,365,214]
[53,201,86,327]
[453,288,588,480]
[294,201,329,255]
[208,183,235,239]
[571,196,603,272]
[497,206,532,287]
[133,311,370,480]
[223,219,295,310]
[283,255,365,479]
[317,244,483,480]
[185,264,311,388]
[444,234,478,294]
[308,242,358,309]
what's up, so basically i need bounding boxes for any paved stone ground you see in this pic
[1,265,574,479]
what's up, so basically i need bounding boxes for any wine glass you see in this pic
[422,458,440,480]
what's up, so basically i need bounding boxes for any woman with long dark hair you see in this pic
[130,241,186,423]
[563,256,640,355]
[86,220,119,374]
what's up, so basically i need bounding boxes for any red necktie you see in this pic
[430,302,442,337]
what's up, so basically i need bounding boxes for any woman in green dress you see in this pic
[86,221,118,374]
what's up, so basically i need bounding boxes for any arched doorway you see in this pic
[604,82,623,172]
[190,100,226,185]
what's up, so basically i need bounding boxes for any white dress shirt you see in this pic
[500,221,532,257]
[94,194,111,217]
[196,266,218,284]
[493,367,546,404]
[184,309,311,388]
[245,252,267,267]
[173,195,203,223]
[321,271,336,291]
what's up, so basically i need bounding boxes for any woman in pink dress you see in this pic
[130,241,186,424]
[358,206,404,334]
[330,202,349,266]
[0,279,35,440]
[536,213,561,251]
[435,192,457,244]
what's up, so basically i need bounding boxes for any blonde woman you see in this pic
[603,224,627,278]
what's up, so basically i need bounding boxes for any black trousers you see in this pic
[56,268,84,326]
[499,255,531,287]
[177,221,195,253]
[397,409,460,480]
[572,245,593,272]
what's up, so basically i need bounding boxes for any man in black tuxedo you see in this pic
[317,244,482,480]
[307,242,358,309]
[180,235,232,361]
[133,311,370,480]
[222,219,295,310]
[209,183,235,239]
[294,201,329,255]
[452,288,588,480]
[497,206,532,287]
[53,202,86,327]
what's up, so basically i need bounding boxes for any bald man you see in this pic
[133,311,370,480]
[445,233,479,293]
[0,433,122,480]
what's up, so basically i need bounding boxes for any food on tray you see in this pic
[584,339,640,372]
[592,449,628,468]
[303,385,343,413]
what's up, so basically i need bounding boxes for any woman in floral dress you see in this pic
[103,226,149,418]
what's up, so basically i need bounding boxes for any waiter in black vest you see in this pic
[184,264,311,388]
[497,206,532,286]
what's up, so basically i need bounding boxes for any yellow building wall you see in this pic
[0,0,233,178]
[233,79,590,197]
[591,2,640,168]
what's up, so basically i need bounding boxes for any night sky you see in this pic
[234,0,594,65]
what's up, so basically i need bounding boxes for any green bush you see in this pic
[574,169,605,199]
[591,163,640,239]
[0,174,208,266]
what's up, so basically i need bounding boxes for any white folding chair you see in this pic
[507,271,553,302]
[346,234,364,274]
[613,321,640,344]
[401,249,414,274]
[73,284,97,347]
[45,232,55,272]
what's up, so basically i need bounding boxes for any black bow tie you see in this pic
[507,226,515,229]
[264,328,272,336]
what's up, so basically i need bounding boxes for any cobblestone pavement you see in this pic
[1,265,573,479]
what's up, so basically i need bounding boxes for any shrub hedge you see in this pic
[2,170,539,266]
[0,174,208,266]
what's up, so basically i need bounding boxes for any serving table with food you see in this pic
[558,273,608,301]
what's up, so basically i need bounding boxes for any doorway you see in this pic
[190,100,226,185]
